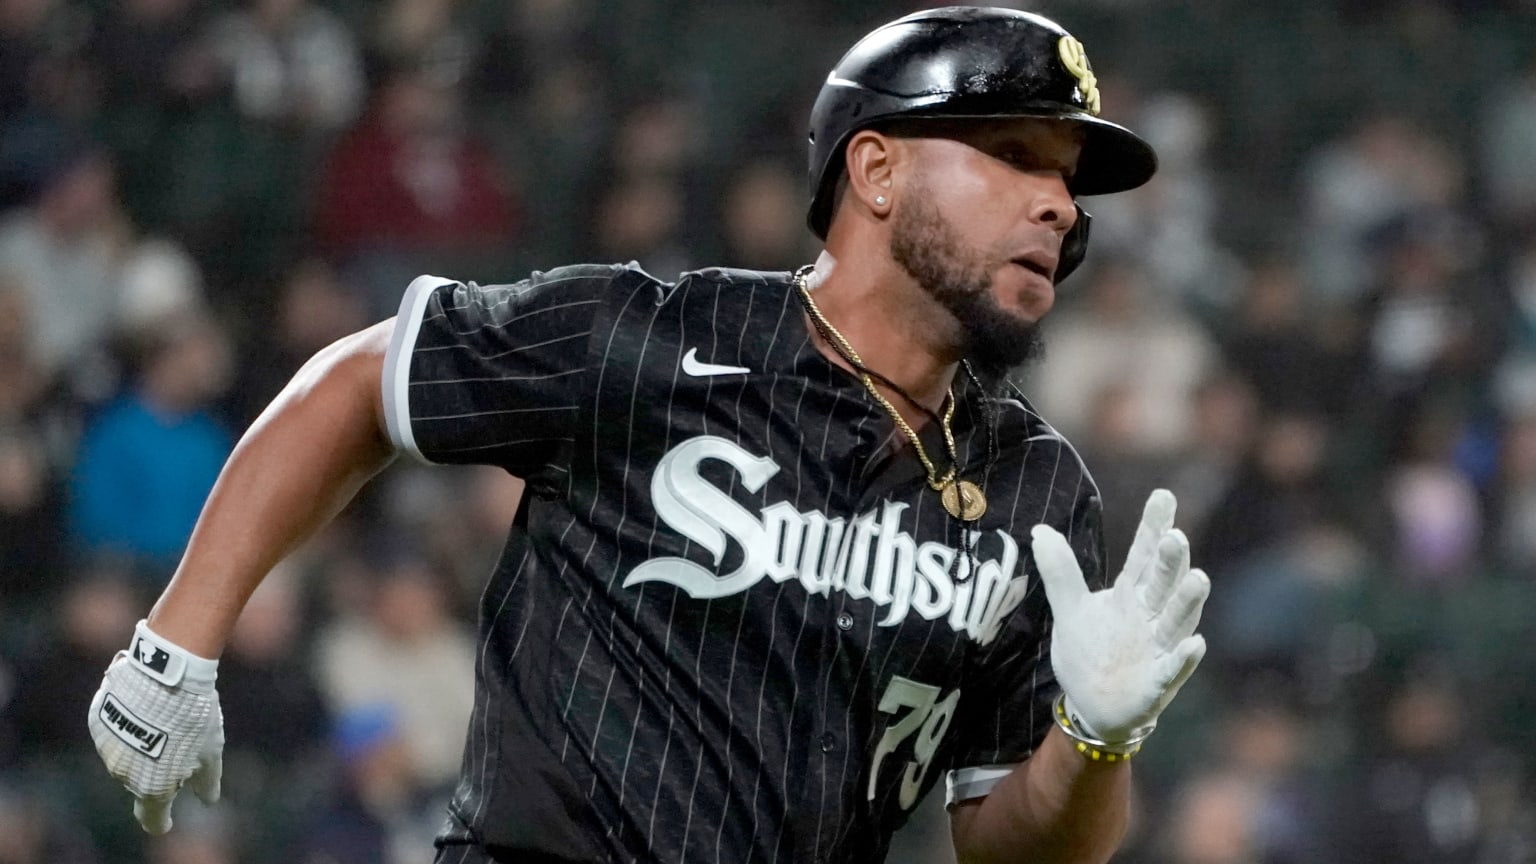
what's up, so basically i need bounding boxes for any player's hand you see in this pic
[1031,489,1209,744]
[87,619,224,834]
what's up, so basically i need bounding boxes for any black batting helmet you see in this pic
[806,6,1157,282]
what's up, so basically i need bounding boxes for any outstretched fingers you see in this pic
[1121,489,1177,591]
[1031,524,1088,613]
[1138,529,1189,616]
[1156,634,1208,697]
[1154,568,1210,647]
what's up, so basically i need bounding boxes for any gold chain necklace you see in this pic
[793,266,987,521]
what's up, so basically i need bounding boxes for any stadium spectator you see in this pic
[717,155,816,272]
[313,62,520,311]
[9,566,139,765]
[313,551,475,791]
[67,308,233,574]
[82,0,220,115]
[1338,664,1506,864]
[208,0,364,134]
[1024,257,1219,456]
[1298,115,1463,304]
[232,256,369,422]
[1217,260,1352,417]
[0,427,64,614]
[294,702,442,864]
[0,145,126,383]
[219,565,328,754]
[1477,54,1536,240]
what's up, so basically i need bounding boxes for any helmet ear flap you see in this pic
[1055,204,1091,284]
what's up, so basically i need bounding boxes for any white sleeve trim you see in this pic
[382,274,456,464]
[946,764,1020,807]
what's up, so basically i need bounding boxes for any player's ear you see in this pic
[843,129,898,223]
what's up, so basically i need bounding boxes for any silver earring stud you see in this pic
[875,195,887,206]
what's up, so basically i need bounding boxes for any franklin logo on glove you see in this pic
[99,693,169,757]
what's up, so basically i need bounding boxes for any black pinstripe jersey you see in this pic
[381,263,1108,864]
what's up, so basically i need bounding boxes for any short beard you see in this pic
[889,189,1045,374]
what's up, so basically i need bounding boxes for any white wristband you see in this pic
[128,620,218,694]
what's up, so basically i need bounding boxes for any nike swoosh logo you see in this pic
[682,348,751,377]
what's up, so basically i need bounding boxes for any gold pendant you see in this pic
[941,479,987,521]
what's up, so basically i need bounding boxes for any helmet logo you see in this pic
[1057,37,1101,116]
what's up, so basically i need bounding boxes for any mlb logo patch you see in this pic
[133,638,172,675]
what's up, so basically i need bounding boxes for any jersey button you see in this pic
[835,611,854,631]
[820,732,837,752]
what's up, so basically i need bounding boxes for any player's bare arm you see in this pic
[89,318,398,832]
[148,318,398,656]
[950,728,1131,864]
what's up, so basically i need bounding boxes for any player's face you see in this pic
[889,118,1083,369]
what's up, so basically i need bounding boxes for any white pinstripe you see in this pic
[466,544,531,830]
[411,367,585,386]
[558,284,649,767]
[768,345,878,854]
[812,369,980,856]
[837,492,943,842]
[430,436,575,455]
[414,405,575,422]
[768,341,858,864]
[430,295,603,335]
[415,330,589,360]
[716,274,795,860]
[676,279,733,864]
[744,352,807,855]
[706,274,772,864]
[641,284,696,853]
[611,278,731,853]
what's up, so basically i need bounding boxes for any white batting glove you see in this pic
[1031,489,1210,745]
[87,620,224,834]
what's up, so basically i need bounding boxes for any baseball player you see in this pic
[88,8,1210,863]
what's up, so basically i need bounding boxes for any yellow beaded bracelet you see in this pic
[1052,693,1154,762]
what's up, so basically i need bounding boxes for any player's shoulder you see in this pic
[988,379,1099,491]
[418,262,663,318]
[430,263,793,335]
[984,379,1064,441]
[506,261,660,299]
[503,262,787,307]
[682,266,790,286]
[655,266,793,304]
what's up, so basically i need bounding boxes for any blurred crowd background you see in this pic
[1,0,1535,862]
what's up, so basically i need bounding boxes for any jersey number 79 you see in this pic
[867,676,961,808]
